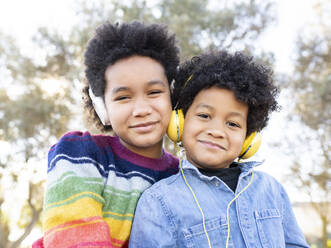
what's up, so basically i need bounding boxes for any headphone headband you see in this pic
[174,74,193,109]
[183,74,193,89]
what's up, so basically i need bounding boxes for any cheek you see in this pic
[231,134,246,151]
[156,96,172,119]
[182,121,195,146]
[162,100,172,116]
[107,103,130,126]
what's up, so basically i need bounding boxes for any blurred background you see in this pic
[0,0,329,247]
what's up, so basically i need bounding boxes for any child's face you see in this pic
[182,87,248,169]
[104,56,172,158]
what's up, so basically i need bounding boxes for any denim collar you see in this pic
[180,159,264,181]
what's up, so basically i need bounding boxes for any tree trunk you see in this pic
[9,182,42,248]
[321,215,328,248]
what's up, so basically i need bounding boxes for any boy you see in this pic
[39,21,180,248]
[129,51,309,247]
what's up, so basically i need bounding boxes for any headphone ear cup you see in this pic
[167,109,184,143]
[239,132,262,159]
[89,88,111,126]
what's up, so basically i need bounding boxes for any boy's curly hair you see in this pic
[82,21,180,132]
[172,50,279,136]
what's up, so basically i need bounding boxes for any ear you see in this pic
[88,88,111,126]
[239,132,262,159]
[167,109,184,143]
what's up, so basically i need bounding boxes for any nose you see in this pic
[132,98,152,117]
[207,129,226,138]
[207,121,226,138]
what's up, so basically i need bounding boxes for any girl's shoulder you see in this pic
[48,131,115,158]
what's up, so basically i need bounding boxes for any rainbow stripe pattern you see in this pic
[42,131,178,248]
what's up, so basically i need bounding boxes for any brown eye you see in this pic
[148,90,163,95]
[114,95,130,101]
[197,113,210,119]
[227,121,240,128]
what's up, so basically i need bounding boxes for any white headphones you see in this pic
[88,88,111,126]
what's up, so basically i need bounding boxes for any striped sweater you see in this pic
[42,131,178,248]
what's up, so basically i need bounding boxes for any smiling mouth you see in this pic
[198,140,226,150]
[130,121,158,128]
[129,121,159,133]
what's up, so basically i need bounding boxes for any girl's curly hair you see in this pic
[82,21,180,132]
[172,50,279,136]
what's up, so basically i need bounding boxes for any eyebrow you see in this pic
[196,103,246,119]
[111,86,130,95]
[196,103,214,111]
[147,80,167,88]
[111,80,167,95]
[227,112,246,120]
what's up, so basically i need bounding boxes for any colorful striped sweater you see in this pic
[42,131,178,248]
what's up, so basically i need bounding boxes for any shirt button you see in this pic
[215,181,219,186]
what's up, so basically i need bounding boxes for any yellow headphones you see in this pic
[167,109,185,143]
[166,109,262,159]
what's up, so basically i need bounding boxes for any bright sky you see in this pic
[0,0,319,244]
[0,0,76,43]
[0,0,316,72]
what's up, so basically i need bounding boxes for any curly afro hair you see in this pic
[172,50,279,136]
[82,21,180,132]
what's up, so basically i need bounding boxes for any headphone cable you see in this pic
[174,145,254,248]
[225,169,254,247]
[175,143,212,248]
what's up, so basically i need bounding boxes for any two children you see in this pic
[37,19,307,247]
[129,51,309,247]
[41,21,180,248]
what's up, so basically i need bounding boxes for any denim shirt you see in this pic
[129,160,309,248]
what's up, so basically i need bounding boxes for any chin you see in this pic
[199,158,219,166]
[194,158,229,169]
[136,137,162,147]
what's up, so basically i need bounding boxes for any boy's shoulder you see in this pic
[251,169,285,192]
[141,171,183,197]
[253,169,280,182]
[239,161,282,185]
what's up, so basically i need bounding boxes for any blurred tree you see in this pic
[33,0,276,78]
[0,173,10,246]
[285,1,330,247]
[0,32,72,247]
[0,0,276,246]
